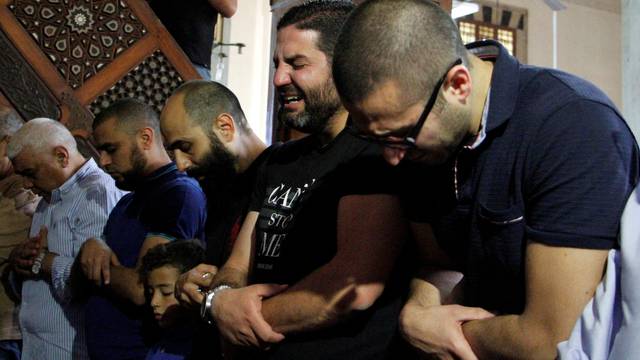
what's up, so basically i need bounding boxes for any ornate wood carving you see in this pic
[9,0,147,89]
[0,0,199,141]
[0,28,60,120]
[91,50,184,115]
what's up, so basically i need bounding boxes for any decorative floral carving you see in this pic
[9,0,147,89]
[66,5,94,34]
[90,51,184,115]
[0,30,60,121]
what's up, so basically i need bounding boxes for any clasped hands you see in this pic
[399,301,494,360]
[9,227,48,277]
[174,264,287,348]
[0,174,41,216]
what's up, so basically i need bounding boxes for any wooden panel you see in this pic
[0,0,200,142]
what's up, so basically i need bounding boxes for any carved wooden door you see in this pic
[0,0,200,154]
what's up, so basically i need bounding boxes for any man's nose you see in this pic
[382,147,406,166]
[174,150,192,172]
[99,152,111,168]
[273,65,292,88]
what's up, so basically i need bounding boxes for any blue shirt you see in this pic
[85,163,207,360]
[20,159,124,360]
[403,40,639,314]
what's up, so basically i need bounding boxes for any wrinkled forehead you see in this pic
[275,25,323,59]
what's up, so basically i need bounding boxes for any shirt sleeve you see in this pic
[524,99,639,249]
[50,184,113,303]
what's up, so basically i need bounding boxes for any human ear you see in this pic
[138,128,154,150]
[52,145,70,167]
[213,113,236,143]
[444,65,472,104]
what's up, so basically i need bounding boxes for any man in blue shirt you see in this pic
[333,0,639,359]
[7,118,124,360]
[78,99,207,360]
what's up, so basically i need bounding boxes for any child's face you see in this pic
[147,265,182,328]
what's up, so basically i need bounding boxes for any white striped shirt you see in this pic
[19,159,125,360]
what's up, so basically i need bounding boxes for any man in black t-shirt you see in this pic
[194,2,411,359]
[149,0,237,79]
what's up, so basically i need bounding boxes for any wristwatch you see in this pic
[31,251,47,275]
[200,284,232,324]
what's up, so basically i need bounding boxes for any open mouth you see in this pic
[282,95,303,104]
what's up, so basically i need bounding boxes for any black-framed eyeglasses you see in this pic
[354,58,463,150]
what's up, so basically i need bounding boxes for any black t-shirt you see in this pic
[149,0,217,68]
[201,147,275,266]
[248,129,412,359]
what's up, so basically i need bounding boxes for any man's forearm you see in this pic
[261,264,376,334]
[408,268,464,306]
[207,0,236,17]
[462,314,554,360]
[212,265,248,289]
[108,265,145,305]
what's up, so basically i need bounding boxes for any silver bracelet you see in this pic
[200,284,232,325]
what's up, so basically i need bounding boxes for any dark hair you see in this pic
[173,80,248,133]
[277,0,355,62]
[138,240,206,283]
[333,0,469,108]
[93,99,161,136]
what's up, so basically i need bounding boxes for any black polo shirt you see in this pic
[403,40,639,314]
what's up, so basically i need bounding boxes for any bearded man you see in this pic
[78,99,207,360]
[160,80,268,267]
[179,2,412,359]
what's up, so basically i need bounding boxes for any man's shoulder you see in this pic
[154,171,205,198]
[516,65,619,118]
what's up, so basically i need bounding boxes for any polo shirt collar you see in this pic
[137,162,177,191]
[466,39,520,133]
[51,158,98,202]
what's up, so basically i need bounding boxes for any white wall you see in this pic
[225,1,272,143]
[622,0,640,139]
[490,0,621,107]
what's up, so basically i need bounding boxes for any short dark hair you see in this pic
[174,80,248,133]
[93,99,161,136]
[333,0,469,108]
[138,240,206,284]
[277,0,355,62]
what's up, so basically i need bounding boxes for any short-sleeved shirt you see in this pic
[149,0,217,69]
[85,163,207,360]
[248,129,412,359]
[402,40,639,314]
[201,146,276,266]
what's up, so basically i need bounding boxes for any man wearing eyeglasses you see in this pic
[333,0,639,359]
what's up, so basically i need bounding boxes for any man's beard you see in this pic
[278,78,342,134]
[186,132,237,183]
[116,145,147,191]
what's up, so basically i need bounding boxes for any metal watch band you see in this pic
[30,251,47,275]
[200,284,232,325]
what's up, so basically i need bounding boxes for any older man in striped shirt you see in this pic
[7,118,124,360]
